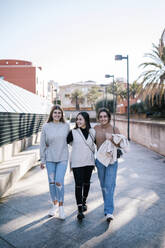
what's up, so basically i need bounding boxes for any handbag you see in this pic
[117,148,123,158]
[113,121,123,159]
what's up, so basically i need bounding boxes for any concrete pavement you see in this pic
[0,142,165,248]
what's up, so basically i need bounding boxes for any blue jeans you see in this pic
[46,161,67,203]
[95,159,118,215]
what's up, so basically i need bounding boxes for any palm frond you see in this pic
[137,34,165,104]
[140,62,161,69]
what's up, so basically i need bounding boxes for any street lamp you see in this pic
[53,89,57,104]
[100,84,108,107]
[105,74,116,129]
[115,54,130,140]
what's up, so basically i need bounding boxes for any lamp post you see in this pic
[100,84,108,107]
[115,55,130,140]
[98,88,105,107]
[54,89,57,104]
[105,74,116,129]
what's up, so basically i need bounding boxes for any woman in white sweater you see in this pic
[40,105,69,219]
[67,112,95,220]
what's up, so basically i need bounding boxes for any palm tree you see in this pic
[87,86,102,110]
[107,80,127,101]
[129,81,142,99]
[159,28,165,60]
[138,29,165,103]
[70,89,84,110]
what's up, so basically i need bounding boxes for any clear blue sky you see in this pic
[1,0,165,85]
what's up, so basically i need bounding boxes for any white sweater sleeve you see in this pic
[40,125,47,164]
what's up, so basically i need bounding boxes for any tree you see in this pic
[87,86,102,110]
[95,99,115,114]
[107,80,141,100]
[129,81,142,99]
[107,80,127,101]
[138,29,165,103]
[70,89,84,110]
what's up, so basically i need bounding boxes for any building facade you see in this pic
[59,81,98,110]
[47,80,60,104]
[0,59,45,98]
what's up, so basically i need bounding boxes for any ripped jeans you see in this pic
[46,161,67,203]
[95,159,118,215]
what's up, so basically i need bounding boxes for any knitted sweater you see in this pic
[40,122,70,163]
[94,123,120,150]
[69,128,96,168]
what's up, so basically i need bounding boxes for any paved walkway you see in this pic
[0,142,165,248]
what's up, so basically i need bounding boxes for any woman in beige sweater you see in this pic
[94,108,120,222]
[40,105,69,219]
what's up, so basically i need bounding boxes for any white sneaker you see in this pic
[48,204,58,217]
[106,214,114,222]
[59,206,65,220]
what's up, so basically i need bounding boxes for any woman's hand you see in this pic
[105,133,112,141]
[40,163,45,169]
[106,133,121,147]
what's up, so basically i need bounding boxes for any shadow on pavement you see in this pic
[0,143,165,247]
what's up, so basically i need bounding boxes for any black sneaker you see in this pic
[77,212,85,220]
[82,204,87,212]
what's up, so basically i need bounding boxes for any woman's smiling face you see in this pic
[76,114,86,129]
[52,109,62,122]
[98,111,109,125]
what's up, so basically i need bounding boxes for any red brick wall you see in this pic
[0,67,36,93]
[0,60,36,93]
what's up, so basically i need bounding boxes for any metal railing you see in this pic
[0,112,48,147]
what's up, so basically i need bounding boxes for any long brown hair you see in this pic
[47,105,65,123]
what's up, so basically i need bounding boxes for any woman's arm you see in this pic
[40,126,47,167]
[89,128,96,143]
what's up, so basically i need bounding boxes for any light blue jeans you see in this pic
[95,159,118,215]
[46,161,67,203]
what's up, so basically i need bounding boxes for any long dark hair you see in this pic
[47,105,65,123]
[75,111,91,132]
[97,108,111,123]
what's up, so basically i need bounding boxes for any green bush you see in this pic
[130,102,147,114]
[95,99,116,114]
[130,94,165,118]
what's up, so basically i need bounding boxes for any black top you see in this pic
[67,128,89,144]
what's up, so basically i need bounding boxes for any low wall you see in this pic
[0,133,41,163]
[116,118,165,156]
